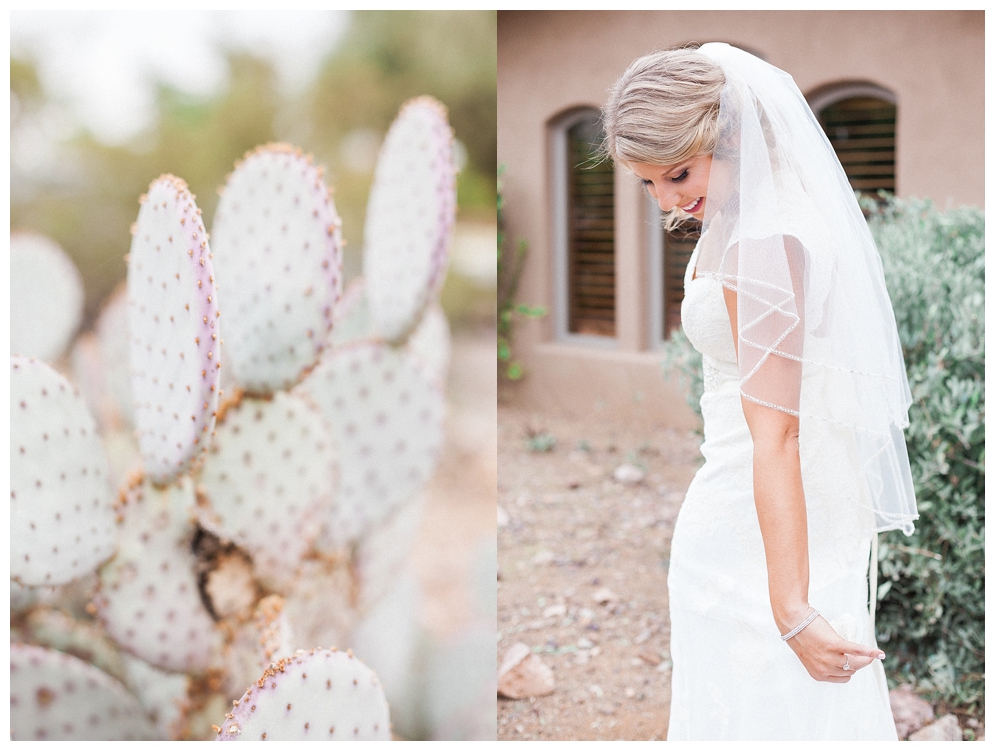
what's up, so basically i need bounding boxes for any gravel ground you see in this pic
[497,402,701,740]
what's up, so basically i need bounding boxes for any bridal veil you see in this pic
[693,42,917,535]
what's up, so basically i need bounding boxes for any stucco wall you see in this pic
[497,10,983,426]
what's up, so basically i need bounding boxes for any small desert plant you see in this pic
[497,166,545,380]
[525,431,556,453]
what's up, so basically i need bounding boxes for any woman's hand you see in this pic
[784,612,886,683]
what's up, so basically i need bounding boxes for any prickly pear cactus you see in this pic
[298,343,445,545]
[407,302,452,388]
[119,653,191,740]
[195,390,333,589]
[353,494,426,610]
[10,356,117,587]
[94,476,222,674]
[10,643,160,740]
[351,572,423,739]
[70,333,108,427]
[91,284,136,429]
[18,607,127,683]
[11,94,489,742]
[211,144,342,393]
[281,558,358,656]
[329,277,373,348]
[216,648,391,741]
[10,231,85,362]
[364,97,456,343]
[223,594,294,698]
[424,621,497,741]
[128,175,221,484]
[330,277,451,388]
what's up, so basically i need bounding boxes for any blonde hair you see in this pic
[601,47,725,228]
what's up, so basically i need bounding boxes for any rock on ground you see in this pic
[909,713,964,742]
[498,642,555,699]
[889,684,936,740]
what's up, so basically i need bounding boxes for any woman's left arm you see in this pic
[724,238,885,682]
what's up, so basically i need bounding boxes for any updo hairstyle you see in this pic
[601,47,725,169]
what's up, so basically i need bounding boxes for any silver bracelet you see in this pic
[780,609,819,641]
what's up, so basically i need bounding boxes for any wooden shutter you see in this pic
[567,116,615,336]
[818,97,896,193]
[662,222,700,338]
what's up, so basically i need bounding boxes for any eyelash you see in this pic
[641,169,690,188]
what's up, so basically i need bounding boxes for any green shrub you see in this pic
[868,195,984,716]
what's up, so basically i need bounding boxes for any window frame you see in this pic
[808,81,898,195]
[647,197,666,349]
[550,107,617,349]
[648,199,702,348]
[807,81,897,117]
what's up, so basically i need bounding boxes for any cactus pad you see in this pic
[224,594,294,698]
[21,608,128,684]
[216,648,391,741]
[424,621,498,740]
[363,97,456,342]
[127,175,221,484]
[10,231,85,362]
[351,572,423,739]
[94,476,223,674]
[94,284,136,428]
[10,643,160,740]
[211,144,342,393]
[329,276,373,347]
[119,653,191,740]
[10,356,116,586]
[406,302,451,388]
[282,559,358,654]
[196,391,333,589]
[298,343,445,543]
[352,494,425,610]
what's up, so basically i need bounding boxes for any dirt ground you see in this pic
[497,402,702,741]
[496,398,984,742]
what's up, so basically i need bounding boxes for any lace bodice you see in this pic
[680,240,737,391]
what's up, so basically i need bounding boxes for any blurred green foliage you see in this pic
[866,195,985,718]
[11,11,496,330]
[525,431,556,453]
[661,326,703,427]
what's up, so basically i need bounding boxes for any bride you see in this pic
[601,43,918,740]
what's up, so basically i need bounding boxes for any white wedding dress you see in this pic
[666,239,898,740]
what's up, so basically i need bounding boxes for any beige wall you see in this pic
[498,10,983,427]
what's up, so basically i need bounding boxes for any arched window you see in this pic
[552,108,615,342]
[809,83,897,195]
